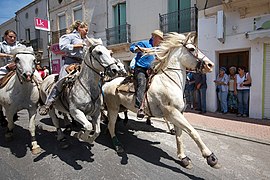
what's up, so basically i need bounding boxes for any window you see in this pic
[58,13,66,35]
[35,8,38,15]
[113,3,126,44]
[25,28,30,41]
[73,5,82,21]
[25,12,29,19]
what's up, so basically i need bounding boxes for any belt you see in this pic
[68,56,82,61]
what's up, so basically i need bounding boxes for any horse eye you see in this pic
[188,48,195,52]
[97,51,102,55]
[14,57,20,63]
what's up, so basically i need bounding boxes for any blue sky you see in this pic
[0,0,33,24]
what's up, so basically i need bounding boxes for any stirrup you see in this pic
[39,105,51,116]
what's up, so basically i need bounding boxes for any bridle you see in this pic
[182,43,206,73]
[83,45,117,76]
[15,51,36,83]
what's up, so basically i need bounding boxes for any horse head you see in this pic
[11,46,36,82]
[153,32,214,73]
[84,37,120,77]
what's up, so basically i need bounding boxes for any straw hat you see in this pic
[152,30,163,39]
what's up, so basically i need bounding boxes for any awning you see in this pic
[247,29,270,40]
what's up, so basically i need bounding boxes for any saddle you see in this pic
[65,64,81,74]
[116,76,135,93]
[0,70,16,89]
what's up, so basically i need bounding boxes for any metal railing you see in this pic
[106,23,131,46]
[159,7,198,34]
[29,38,43,51]
[51,28,67,44]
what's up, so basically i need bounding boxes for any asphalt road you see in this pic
[0,110,269,180]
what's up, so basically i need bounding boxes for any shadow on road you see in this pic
[96,118,204,180]
[0,125,30,158]
[33,125,94,170]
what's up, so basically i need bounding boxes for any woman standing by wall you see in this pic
[228,66,238,113]
[234,66,252,117]
[214,67,229,114]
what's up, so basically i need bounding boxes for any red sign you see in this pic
[35,18,50,31]
[51,59,61,74]
[50,43,65,55]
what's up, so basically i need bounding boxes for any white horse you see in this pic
[102,33,220,169]
[0,46,41,154]
[39,38,122,146]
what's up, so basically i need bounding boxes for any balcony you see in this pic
[106,23,131,46]
[29,38,43,52]
[51,28,67,44]
[159,7,198,34]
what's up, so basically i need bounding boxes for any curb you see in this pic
[189,124,270,146]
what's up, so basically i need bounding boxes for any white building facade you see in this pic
[197,0,270,119]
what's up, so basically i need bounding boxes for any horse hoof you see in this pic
[59,138,70,149]
[32,147,41,155]
[63,127,72,136]
[146,118,151,125]
[207,153,220,168]
[115,145,125,154]
[179,156,193,169]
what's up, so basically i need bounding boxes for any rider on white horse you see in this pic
[130,29,163,119]
[39,20,89,115]
[0,29,26,127]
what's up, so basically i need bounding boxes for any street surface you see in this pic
[0,110,269,180]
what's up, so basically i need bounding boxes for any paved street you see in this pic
[0,110,269,180]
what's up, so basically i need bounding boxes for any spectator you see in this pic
[185,69,195,109]
[0,29,24,127]
[43,66,50,78]
[214,67,229,114]
[234,66,252,117]
[194,72,207,114]
[130,30,163,119]
[36,64,45,79]
[228,66,238,113]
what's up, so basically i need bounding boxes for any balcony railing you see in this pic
[29,38,43,51]
[106,23,131,46]
[51,28,67,44]
[159,6,198,34]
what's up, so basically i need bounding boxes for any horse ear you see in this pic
[183,33,191,45]
[85,36,94,47]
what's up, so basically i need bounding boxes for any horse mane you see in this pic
[10,45,34,55]
[85,36,103,46]
[150,32,188,71]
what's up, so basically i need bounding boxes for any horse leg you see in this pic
[70,109,96,143]
[167,109,220,169]
[4,110,15,142]
[88,111,101,143]
[28,109,41,155]
[0,105,8,127]
[62,113,72,136]
[174,125,192,169]
[107,107,124,153]
[49,109,69,149]
[123,110,128,126]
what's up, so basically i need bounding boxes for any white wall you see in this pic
[198,6,266,118]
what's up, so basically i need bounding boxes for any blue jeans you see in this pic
[218,91,228,113]
[134,66,148,108]
[237,89,250,115]
[197,88,207,112]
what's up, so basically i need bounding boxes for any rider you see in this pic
[0,29,25,127]
[39,20,88,115]
[130,30,163,119]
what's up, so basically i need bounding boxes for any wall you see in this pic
[198,5,267,118]
[15,0,49,66]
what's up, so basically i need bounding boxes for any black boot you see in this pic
[0,110,7,127]
[39,88,60,116]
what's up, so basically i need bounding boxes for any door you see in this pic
[263,44,270,119]
[113,2,126,44]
